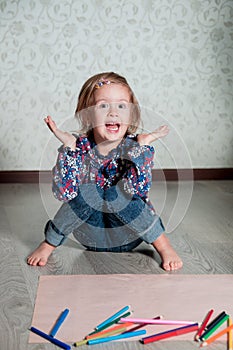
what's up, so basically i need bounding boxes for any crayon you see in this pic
[30,327,71,350]
[87,329,146,345]
[50,309,69,337]
[95,305,130,330]
[141,323,199,344]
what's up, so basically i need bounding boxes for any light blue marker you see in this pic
[88,329,146,345]
[95,305,130,330]
[50,308,69,337]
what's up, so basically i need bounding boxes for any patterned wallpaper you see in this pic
[0,0,232,170]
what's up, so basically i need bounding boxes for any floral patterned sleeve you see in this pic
[52,136,90,202]
[121,137,155,198]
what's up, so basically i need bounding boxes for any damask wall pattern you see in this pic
[0,0,232,170]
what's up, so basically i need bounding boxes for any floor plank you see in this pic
[0,207,34,349]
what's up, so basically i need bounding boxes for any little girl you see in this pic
[27,72,183,271]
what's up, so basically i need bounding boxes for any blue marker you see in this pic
[87,329,146,345]
[50,309,69,337]
[95,305,130,330]
[30,327,71,350]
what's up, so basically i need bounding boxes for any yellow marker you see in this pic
[74,339,88,347]
[74,327,128,347]
[228,318,233,350]
[86,323,130,340]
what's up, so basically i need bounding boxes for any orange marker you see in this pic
[200,323,233,347]
[86,322,132,340]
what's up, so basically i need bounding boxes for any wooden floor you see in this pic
[0,181,232,350]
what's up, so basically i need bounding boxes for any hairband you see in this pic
[95,79,111,89]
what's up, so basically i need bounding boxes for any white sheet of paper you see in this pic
[29,274,233,343]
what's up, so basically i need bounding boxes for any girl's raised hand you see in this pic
[44,115,58,134]
[44,116,76,150]
[137,125,169,146]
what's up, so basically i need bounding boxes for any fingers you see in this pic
[44,115,52,124]
[44,115,57,133]
[151,125,169,139]
[158,125,169,135]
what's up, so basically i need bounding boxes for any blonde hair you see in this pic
[75,72,141,135]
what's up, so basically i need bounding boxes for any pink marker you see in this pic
[120,318,196,326]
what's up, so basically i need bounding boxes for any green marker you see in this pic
[201,314,229,341]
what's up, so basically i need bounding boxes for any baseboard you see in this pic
[0,171,52,183]
[153,168,233,181]
[0,169,232,183]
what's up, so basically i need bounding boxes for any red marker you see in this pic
[141,323,199,344]
[195,309,214,341]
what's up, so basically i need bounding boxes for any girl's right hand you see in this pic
[44,115,58,134]
[44,116,76,150]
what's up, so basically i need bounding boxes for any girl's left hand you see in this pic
[137,125,169,146]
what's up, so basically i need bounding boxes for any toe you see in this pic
[28,256,39,266]
[38,258,47,266]
[163,261,171,271]
[27,256,33,265]
[171,260,183,271]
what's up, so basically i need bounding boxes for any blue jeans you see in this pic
[45,183,165,252]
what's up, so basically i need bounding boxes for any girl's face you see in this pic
[92,83,132,145]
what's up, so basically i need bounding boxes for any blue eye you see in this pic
[118,103,127,109]
[98,103,109,109]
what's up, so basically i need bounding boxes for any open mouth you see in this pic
[105,122,120,132]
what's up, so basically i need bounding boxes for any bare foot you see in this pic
[151,233,183,271]
[27,241,56,266]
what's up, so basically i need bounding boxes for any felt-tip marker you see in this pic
[87,329,146,345]
[30,326,71,350]
[95,305,130,330]
[50,308,69,337]
[141,323,199,344]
